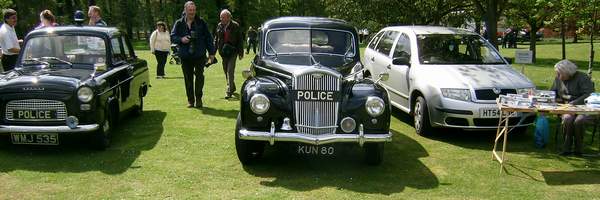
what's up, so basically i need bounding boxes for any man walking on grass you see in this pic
[214,9,243,99]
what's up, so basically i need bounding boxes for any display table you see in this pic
[492,102,600,174]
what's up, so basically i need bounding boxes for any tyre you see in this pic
[235,114,265,165]
[414,96,433,136]
[91,109,112,150]
[132,94,144,117]
[364,143,384,165]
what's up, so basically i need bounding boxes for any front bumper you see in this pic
[239,124,392,146]
[0,124,100,133]
[430,98,536,129]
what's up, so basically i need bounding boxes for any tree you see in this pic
[506,0,558,63]
[471,0,510,49]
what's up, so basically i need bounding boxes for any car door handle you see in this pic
[386,64,391,69]
[370,57,375,62]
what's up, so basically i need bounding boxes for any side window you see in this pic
[375,31,398,57]
[392,33,411,59]
[111,37,124,63]
[121,36,132,59]
[367,31,384,49]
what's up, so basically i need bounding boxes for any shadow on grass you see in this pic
[0,110,166,174]
[542,170,600,185]
[201,106,238,119]
[241,130,439,195]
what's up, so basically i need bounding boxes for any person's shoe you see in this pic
[559,151,572,156]
[156,76,163,79]
[195,100,203,108]
[225,94,233,99]
[187,103,194,108]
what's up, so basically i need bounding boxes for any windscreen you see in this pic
[417,34,505,65]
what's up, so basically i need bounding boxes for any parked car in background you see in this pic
[0,26,149,149]
[363,26,536,136]
[236,17,392,165]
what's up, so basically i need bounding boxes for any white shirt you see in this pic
[149,30,171,52]
[0,23,19,55]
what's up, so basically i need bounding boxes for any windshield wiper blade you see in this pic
[39,57,73,67]
[22,58,50,66]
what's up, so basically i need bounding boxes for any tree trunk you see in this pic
[145,0,154,33]
[88,0,96,6]
[530,23,538,63]
[573,32,578,43]
[485,0,499,49]
[589,0,598,76]
[559,18,565,59]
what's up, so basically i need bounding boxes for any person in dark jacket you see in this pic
[171,1,216,108]
[551,59,595,156]
[246,26,257,54]
[214,9,243,99]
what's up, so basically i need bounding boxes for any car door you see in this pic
[385,32,411,111]
[369,30,400,101]
[364,31,385,76]
[121,35,148,110]
[109,36,133,112]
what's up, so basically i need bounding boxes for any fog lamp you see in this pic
[340,117,356,133]
[66,116,79,129]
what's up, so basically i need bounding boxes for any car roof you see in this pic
[382,26,477,35]
[27,26,121,38]
[262,17,357,33]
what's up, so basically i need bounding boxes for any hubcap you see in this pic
[414,101,422,131]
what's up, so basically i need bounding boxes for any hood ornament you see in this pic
[492,88,501,94]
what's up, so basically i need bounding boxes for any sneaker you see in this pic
[187,103,194,108]
[225,94,232,99]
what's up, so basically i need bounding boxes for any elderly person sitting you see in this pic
[551,60,595,156]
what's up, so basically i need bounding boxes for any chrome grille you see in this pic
[294,72,340,135]
[5,99,67,121]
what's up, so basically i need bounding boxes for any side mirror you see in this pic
[378,72,389,82]
[392,57,410,66]
[242,69,253,79]
[504,57,513,64]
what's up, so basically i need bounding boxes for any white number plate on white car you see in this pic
[479,108,518,118]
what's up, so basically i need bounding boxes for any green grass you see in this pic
[1,41,600,199]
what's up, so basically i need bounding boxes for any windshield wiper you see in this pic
[39,57,73,67]
[22,58,50,66]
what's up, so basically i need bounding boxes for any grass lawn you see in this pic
[1,41,600,199]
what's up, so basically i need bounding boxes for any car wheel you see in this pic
[235,114,265,165]
[364,143,384,165]
[132,94,144,117]
[414,96,433,136]
[91,109,112,150]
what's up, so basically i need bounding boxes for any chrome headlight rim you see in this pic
[440,88,471,102]
[250,94,270,115]
[365,96,385,117]
[77,86,94,103]
[340,117,357,133]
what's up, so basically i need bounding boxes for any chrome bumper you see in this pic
[0,124,100,133]
[239,123,392,146]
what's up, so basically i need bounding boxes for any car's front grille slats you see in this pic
[294,72,340,135]
[5,99,67,121]
[475,89,517,100]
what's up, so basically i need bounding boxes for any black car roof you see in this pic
[26,26,121,38]
[261,17,357,33]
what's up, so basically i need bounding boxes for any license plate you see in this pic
[11,133,59,145]
[295,90,339,102]
[13,110,57,120]
[297,145,335,155]
[479,108,518,118]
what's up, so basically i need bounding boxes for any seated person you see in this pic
[551,59,595,156]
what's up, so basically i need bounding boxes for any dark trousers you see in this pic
[562,114,593,153]
[2,54,18,71]
[154,50,169,76]
[181,57,206,104]
[246,40,257,54]
[222,55,237,95]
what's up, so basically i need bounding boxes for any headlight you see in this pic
[365,96,385,117]
[516,88,533,95]
[250,94,270,114]
[77,86,94,103]
[440,88,471,101]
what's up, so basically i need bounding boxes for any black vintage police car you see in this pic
[235,17,392,165]
[0,26,149,150]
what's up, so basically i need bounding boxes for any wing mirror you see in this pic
[242,69,253,79]
[376,72,389,83]
[392,57,410,66]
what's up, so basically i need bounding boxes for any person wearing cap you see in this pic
[0,8,20,71]
[88,5,107,26]
[73,10,85,26]
[551,59,596,157]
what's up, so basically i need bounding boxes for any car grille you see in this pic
[474,89,516,100]
[5,99,67,121]
[293,72,340,135]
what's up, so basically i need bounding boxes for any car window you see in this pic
[417,34,505,65]
[367,31,384,49]
[265,29,354,55]
[375,31,398,57]
[21,35,106,68]
[392,33,411,59]
[121,36,132,59]
[111,37,124,63]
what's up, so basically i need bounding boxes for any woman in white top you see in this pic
[149,21,171,79]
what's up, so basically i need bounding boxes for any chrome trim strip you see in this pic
[239,129,392,146]
[254,65,292,79]
[0,124,100,133]
[379,82,409,99]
